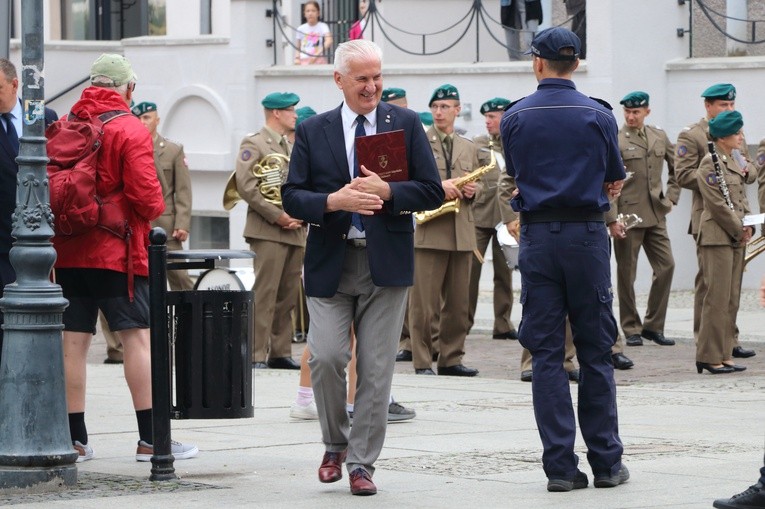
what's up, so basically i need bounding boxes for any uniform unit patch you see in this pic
[677,145,688,156]
[241,150,252,162]
[704,171,718,187]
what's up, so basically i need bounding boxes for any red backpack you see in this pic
[46,111,137,299]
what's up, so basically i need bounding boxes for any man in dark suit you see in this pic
[0,58,57,364]
[282,39,443,496]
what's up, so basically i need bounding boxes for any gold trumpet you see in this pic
[414,144,497,225]
[222,153,290,210]
[744,235,765,267]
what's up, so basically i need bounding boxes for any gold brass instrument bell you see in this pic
[745,235,765,267]
[414,142,498,224]
[222,153,290,210]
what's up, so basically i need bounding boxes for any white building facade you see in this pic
[7,0,765,289]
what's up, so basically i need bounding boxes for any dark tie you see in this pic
[2,113,19,154]
[442,135,453,179]
[352,114,366,232]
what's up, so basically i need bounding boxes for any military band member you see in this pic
[607,92,678,348]
[237,92,305,369]
[131,101,194,291]
[695,110,755,374]
[409,84,480,376]
[468,97,517,340]
[675,83,755,359]
[381,87,408,108]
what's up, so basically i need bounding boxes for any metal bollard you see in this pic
[148,227,176,481]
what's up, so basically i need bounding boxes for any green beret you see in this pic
[619,91,649,108]
[381,87,406,102]
[429,84,459,106]
[708,110,743,139]
[419,111,433,126]
[262,92,300,110]
[131,101,157,116]
[296,106,316,126]
[701,83,736,101]
[480,97,511,115]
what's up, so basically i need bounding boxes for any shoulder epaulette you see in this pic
[589,97,613,110]
[505,97,526,111]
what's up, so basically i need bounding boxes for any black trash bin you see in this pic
[168,288,253,419]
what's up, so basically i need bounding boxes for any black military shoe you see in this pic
[732,346,756,358]
[713,483,765,508]
[612,353,634,370]
[625,334,643,346]
[492,330,519,340]
[395,349,413,362]
[641,329,675,346]
[437,364,479,377]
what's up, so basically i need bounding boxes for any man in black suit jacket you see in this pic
[282,40,443,496]
[0,58,58,362]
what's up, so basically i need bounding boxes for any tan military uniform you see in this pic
[607,125,678,338]
[468,134,515,336]
[236,126,306,363]
[104,133,194,360]
[409,127,480,369]
[756,138,765,214]
[676,119,749,343]
[151,133,194,291]
[695,147,756,363]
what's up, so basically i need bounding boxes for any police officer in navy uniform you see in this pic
[500,27,628,492]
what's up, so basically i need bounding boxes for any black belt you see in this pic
[520,209,604,224]
[346,238,367,248]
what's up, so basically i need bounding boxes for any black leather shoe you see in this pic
[625,334,643,347]
[641,329,675,346]
[722,363,747,372]
[567,369,580,382]
[252,362,268,369]
[713,483,765,509]
[267,357,301,370]
[437,364,479,377]
[732,346,756,358]
[415,368,436,375]
[612,353,634,370]
[103,357,123,365]
[520,370,532,382]
[395,349,412,362]
[696,362,735,374]
[492,330,519,340]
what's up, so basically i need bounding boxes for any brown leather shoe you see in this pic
[318,450,346,483]
[349,468,377,496]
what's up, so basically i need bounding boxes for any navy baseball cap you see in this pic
[526,27,581,61]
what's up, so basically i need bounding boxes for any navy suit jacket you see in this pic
[282,102,444,298]
[0,100,58,255]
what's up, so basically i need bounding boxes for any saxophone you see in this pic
[414,142,497,224]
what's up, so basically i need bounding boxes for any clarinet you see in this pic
[707,141,734,211]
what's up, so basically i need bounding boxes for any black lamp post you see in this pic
[0,0,77,490]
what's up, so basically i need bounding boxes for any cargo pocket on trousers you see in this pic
[596,280,618,348]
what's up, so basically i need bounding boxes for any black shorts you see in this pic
[56,268,150,334]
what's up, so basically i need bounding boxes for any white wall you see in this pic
[8,0,765,285]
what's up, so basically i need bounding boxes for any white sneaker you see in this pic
[290,400,318,420]
[136,440,199,462]
[73,440,94,462]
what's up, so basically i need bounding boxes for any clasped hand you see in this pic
[326,166,388,214]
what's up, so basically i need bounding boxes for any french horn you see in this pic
[222,153,290,210]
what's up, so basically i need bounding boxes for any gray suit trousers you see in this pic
[306,246,408,475]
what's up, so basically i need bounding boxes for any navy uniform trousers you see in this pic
[518,220,623,480]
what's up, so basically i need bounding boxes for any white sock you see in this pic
[346,403,354,413]
[296,386,313,406]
